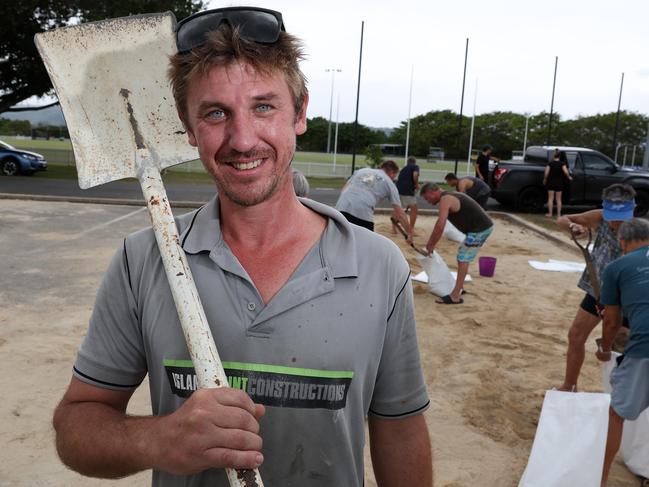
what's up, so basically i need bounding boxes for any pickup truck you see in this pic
[491,145,649,217]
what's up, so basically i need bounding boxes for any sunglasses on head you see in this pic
[176,7,285,53]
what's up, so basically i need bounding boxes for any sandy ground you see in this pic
[0,200,640,486]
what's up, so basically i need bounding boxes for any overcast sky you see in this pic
[205,0,649,128]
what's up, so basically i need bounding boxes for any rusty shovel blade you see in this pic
[34,12,197,189]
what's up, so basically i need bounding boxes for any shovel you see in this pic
[390,217,428,255]
[35,13,264,487]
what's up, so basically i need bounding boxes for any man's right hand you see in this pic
[154,387,265,475]
[568,222,588,238]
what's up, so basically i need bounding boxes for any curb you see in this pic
[0,193,203,209]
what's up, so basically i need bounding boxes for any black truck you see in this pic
[490,146,649,216]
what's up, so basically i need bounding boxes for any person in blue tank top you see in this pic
[597,218,649,487]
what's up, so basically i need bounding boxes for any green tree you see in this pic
[296,116,328,151]
[363,144,384,168]
[389,110,470,159]
[0,118,31,136]
[0,0,204,113]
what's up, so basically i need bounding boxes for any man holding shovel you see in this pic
[51,7,431,487]
[596,218,649,487]
[420,182,494,304]
[554,183,635,392]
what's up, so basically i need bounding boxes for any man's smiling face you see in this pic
[184,61,307,207]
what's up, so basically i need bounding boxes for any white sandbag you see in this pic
[602,353,649,477]
[416,252,455,297]
[442,221,465,243]
[519,390,610,487]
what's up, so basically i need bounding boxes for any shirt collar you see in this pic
[179,196,358,278]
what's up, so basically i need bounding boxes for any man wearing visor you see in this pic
[52,7,432,487]
[554,183,636,392]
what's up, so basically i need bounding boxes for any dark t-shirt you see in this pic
[442,191,493,234]
[396,164,420,196]
[545,160,569,191]
[475,153,490,181]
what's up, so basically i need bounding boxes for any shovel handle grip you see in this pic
[140,168,264,487]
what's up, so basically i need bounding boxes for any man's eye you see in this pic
[207,109,225,120]
[257,104,272,113]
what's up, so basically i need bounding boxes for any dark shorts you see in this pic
[340,212,374,231]
[579,294,629,327]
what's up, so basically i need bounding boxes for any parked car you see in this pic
[491,145,649,216]
[0,140,48,176]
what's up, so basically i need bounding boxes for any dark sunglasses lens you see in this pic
[228,11,281,43]
[177,10,282,52]
[177,12,225,52]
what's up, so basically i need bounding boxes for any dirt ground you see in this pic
[0,200,640,486]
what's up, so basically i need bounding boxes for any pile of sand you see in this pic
[0,201,639,486]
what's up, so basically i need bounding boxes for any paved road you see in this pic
[0,173,506,211]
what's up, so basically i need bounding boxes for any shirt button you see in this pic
[247,302,256,311]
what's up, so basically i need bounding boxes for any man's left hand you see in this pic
[596,349,612,362]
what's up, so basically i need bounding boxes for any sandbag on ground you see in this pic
[519,390,609,487]
[416,252,455,297]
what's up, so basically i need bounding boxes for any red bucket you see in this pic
[478,256,497,277]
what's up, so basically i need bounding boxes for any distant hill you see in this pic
[372,126,394,136]
[0,105,66,126]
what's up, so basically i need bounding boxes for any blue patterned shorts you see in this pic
[457,226,493,263]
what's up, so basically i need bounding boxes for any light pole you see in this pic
[523,112,531,155]
[325,68,341,153]
[612,72,625,159]
[404,65,414,164]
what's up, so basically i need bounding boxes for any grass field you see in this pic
[1,135,470,174]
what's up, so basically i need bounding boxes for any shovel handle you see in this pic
[570,228,601,300]
[139,167,263,487]
[390,217,428,256]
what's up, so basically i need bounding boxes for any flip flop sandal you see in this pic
[436,294,464,305]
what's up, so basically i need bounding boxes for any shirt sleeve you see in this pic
[369,275,430,418]
[385,175,402,206]
[599,261,621,306]
[73,240,147,390]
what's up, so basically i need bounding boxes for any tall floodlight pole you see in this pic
[612,72,625,160]
[351,21,365,175]
[466,77,478,175]
[643,121,649,169]
[404,65,414,164]
[454,38,469,175]
[523,112,531,154]
[547,56,558,145]
[325,68,342,153]
[333,94,340,173]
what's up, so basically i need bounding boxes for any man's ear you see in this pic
[294,93,309,135]
[177,105,197,147]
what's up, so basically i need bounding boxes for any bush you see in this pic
[364,144,384,168]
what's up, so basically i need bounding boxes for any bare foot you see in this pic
[545,213,552,218]
[555,384,577,392]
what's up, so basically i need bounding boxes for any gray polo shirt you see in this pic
[73,197,429,487]
[335,168,401,222]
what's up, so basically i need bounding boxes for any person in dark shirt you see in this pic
[420,182,494,304]
[474,144,500,183]
[395,156,420,232]
[444,172,491,209]
[543,149,572,218]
